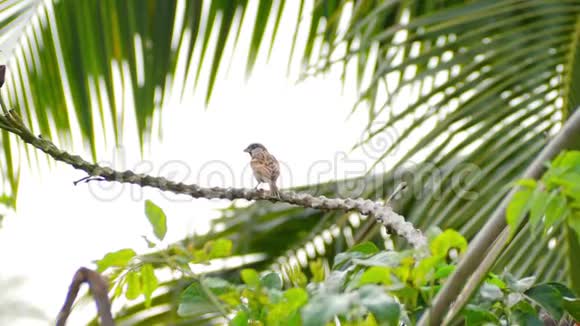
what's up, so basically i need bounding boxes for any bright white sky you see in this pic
[0,1,397,324]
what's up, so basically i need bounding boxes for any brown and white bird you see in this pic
[244,143,280,196]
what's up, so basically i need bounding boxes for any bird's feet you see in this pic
[270,190,280,199]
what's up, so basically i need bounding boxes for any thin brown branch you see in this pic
[0,96,427,249]
[57,267,113,326]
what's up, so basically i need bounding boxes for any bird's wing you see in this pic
[267,154,280,180]
[251,152,280,182]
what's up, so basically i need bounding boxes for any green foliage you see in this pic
[261,272,283,291]
[240,269,260,287]
[34,0,580,323]
[106,262,160,307]
[178,273,308,325]
[95,209,580,324]
[97,234,235,309]
[208,238,234,259]
[168,232,580,325]
[95,205,234,310]
[96,248,136,273]
[463,276,580,326]
[144,200,167,241]
[563,297,580,321]
[507,151,580,237]
[429,229,467,257]
[140,263,158,307]
[178,277,235,316]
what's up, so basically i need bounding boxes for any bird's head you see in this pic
[244,143,267,156]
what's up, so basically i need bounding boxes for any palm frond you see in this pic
[0,0,40,205]
[0,0,315,200]
[110,0,580,322]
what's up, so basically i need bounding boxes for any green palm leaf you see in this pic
[2,0,579,323]
[108,0,580,323]
[0,0,305,203]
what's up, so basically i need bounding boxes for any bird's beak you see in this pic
[243,147,250,153]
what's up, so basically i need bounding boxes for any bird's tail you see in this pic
[269,182,279,197]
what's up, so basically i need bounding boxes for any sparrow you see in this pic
[244,143,280,196]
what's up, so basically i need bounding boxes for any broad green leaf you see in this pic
[549,151,580,172]
[203,277,234,291]
[512,299,537,315]
[392,257,415,284]
[333,251,367,269]
[208,238,233,259]
[285,311,302,326]
[506,275,536,293]
[462,305,500,326]
[433,264,455,280]
[511,310,543,326]
[178,277,233,317]
[302,293,354,326]
[545,282,577,300]
[266,288,307,325]
[230,310,249,326]
[96,248,136,272]
[261,272,283,290]
[144,200,167,241]
[413,256,441,287]
[358,285,400,325]
[268,289,304,326]
[548,171,580,199]
[268,301,302,326]
[562,297,580,321]
[479,282,503,302]
[486,273,507,290]
[516,178,537,188]
[240,269,260,287]
[353,251,411,268]
[362,313,379,326]
[525,283,565,321]
[125,270,141,300]
[322,270,350,293]
[284,288,308,308]
[141,263,158,308]
[429,229,468,257]
[529,187,549,230]
[506,188,533,234]
[269,289,285,305]
[192,247,209,263]
[544,192,569,230]
[349,242,380,255]
[177,301,216,317]
[359,266,391,286]
[506,292,524,308]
